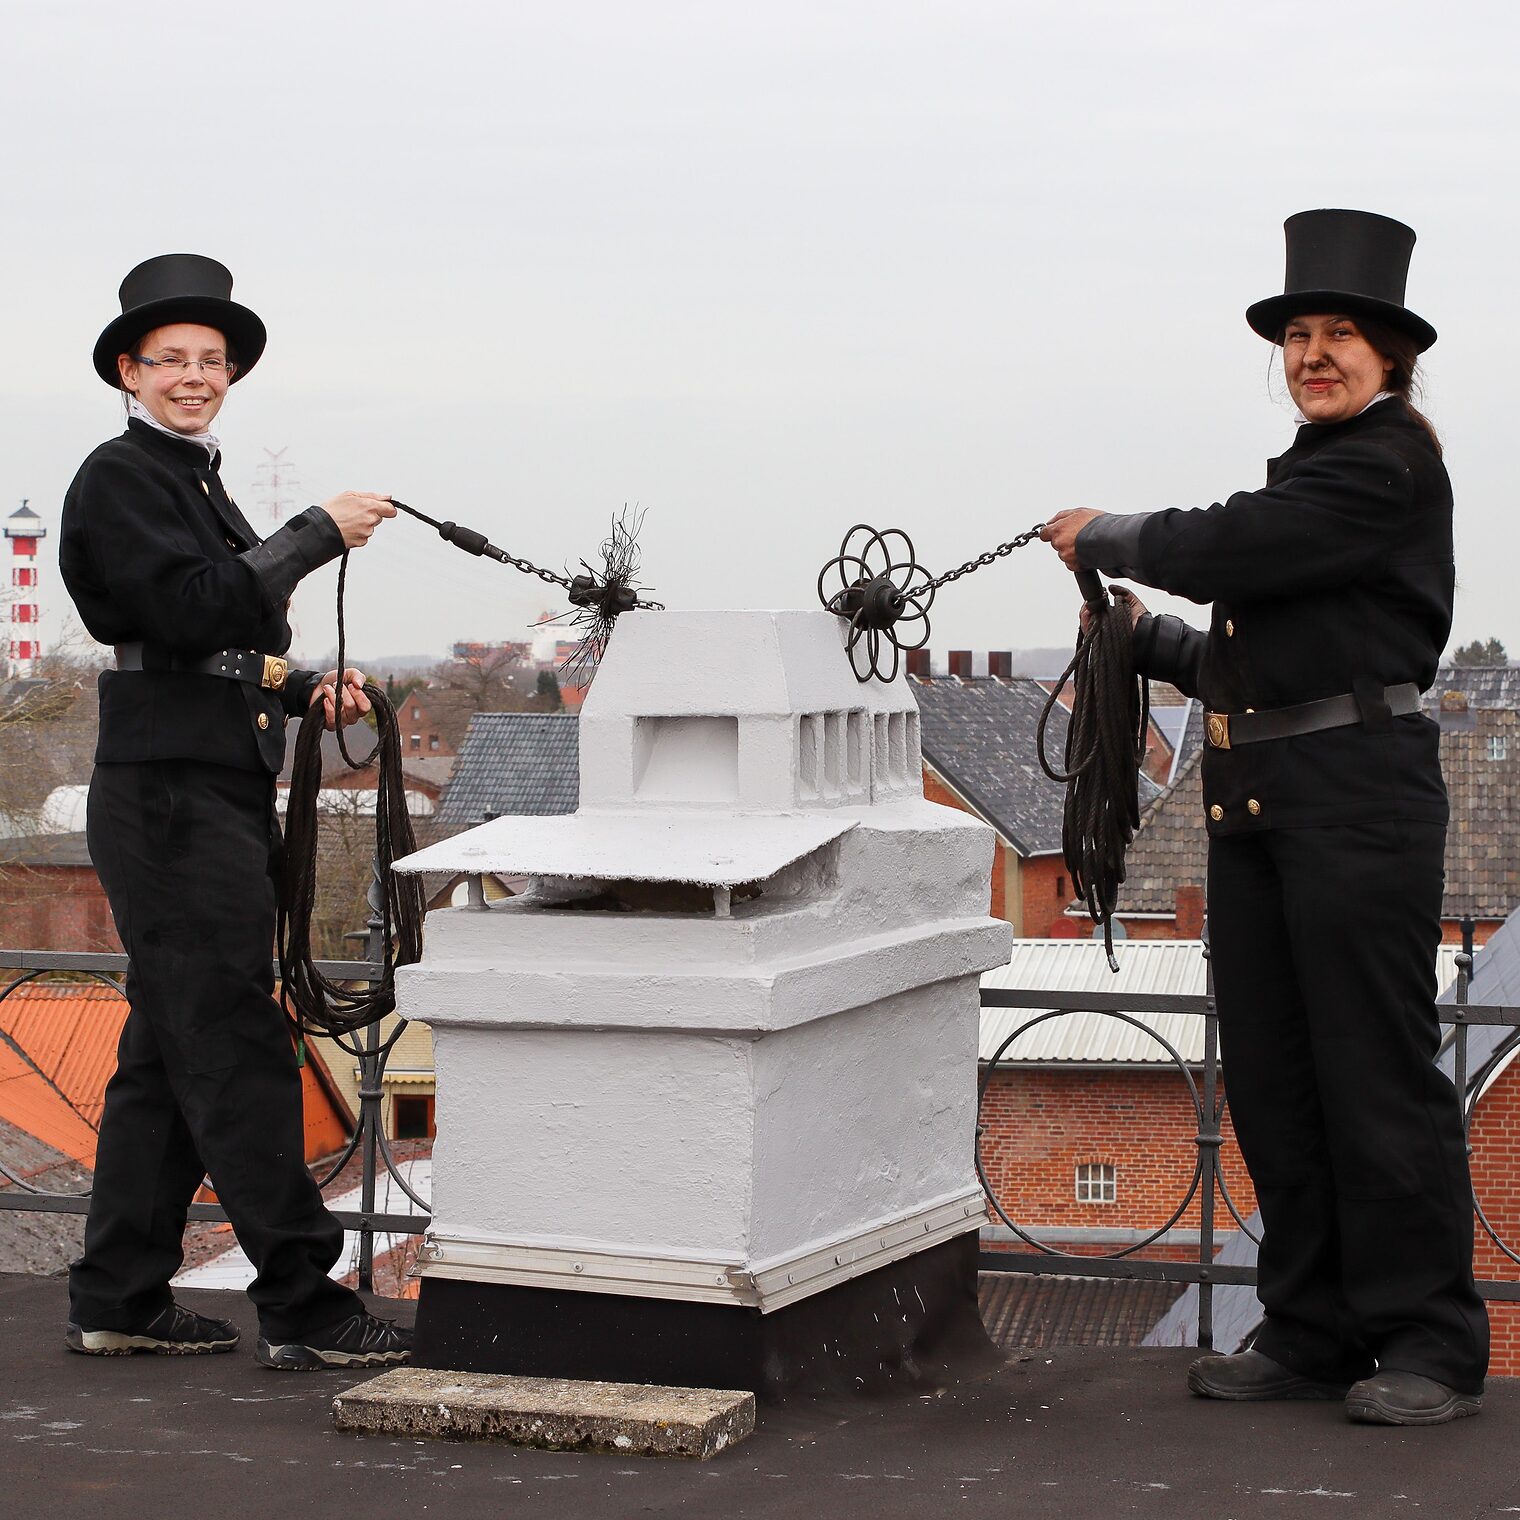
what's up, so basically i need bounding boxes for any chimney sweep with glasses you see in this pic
[59,254,410,1370]
[1043,210,1487,1426]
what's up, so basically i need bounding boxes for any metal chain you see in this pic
[917,521,1046,593]
[499,551,571,589]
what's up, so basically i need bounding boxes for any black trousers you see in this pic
[1209,820,1488,1394]
[69,760,362,1341]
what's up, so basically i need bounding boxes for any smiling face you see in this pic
[1282,313,1395,425]
[116,322,232,434]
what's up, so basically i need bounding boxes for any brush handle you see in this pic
[1074,568,1108,610]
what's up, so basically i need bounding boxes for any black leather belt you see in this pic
[1205,682,1420,749]
[114,642,290,692]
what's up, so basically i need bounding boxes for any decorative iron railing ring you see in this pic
[1461,1024,1520,1267]
[310,1014,432,1211]
[975,1006,1261,1259]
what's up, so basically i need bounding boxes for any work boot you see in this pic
[1345,1371,1482,1426]
[65,1302,240,1357]
[255,1309,412,1371]
[1187,1349,1350,1401]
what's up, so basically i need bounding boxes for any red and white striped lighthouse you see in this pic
[5,501,46,676]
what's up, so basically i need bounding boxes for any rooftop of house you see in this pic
[911,674,1160,857]
[1118,700,1519,920]
[436,711,580,828]
[1,1270,1513,1516]
[1428,664,1520,709]
[0,831,95,868]
[277,718,458,790]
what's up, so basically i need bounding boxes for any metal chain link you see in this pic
[917,521,1046,593]
[499,552,572,589]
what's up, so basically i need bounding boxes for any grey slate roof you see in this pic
[0,1117,87,1276]
[913,676,1070,855]
[1119,699,1519,922]
[1117,743,1206,916]
[1427,666,1520,710]
[436,712,580,828]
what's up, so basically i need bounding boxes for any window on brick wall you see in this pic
[1075,1162,1116,1204]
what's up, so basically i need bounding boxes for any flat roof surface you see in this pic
[2,1271,1514,1519]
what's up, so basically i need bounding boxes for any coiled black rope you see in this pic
[277,550,425,1037]
[276,501,660,1036]
[1036,578,1150,971]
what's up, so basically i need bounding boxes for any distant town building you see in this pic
[5,502,45,676]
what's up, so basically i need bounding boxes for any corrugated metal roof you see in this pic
[1,983,127,1133]
[981,939,1465,1066]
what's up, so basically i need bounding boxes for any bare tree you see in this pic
[422,642,534,747]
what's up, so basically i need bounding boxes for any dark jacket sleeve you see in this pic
[1131,613,1206,698]
[281,668,322,718]
[242,506,344,604]
[1074,436,1419,605]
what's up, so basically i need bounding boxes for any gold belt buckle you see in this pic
[1205,711,1231,750]
[261,655,289,692]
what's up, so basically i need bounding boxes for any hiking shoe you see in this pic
[1187,1349,1351,1401]
[255,1310,412,1371]
[1346,1371,1482,1426]
[65,1303,240,1357]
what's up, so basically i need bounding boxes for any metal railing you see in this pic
[0,917,432,1293]
[5,933,1519,1342]
[974,936,1520,1349]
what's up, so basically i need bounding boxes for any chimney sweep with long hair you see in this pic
[1043,210,1487,1425]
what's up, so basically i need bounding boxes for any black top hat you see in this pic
[93,253,267,386]
[1246,209,1436,353]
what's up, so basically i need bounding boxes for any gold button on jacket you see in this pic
[1209,804,1224,822]
[256,712,270,730]
[1247,799,1262,816]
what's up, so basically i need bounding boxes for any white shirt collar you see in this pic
[126,394,221,460]
[1293,390,1397,427]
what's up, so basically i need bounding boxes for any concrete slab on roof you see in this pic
[332,1367,755,1459]
[394,811,856,886]
[5,1271,1519,1517]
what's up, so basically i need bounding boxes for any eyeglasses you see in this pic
[131,354,238,379]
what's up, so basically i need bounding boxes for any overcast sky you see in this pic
[5,1,1517,669]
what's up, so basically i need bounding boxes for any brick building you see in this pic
[395,692,454,758]
[978,938,1467,1265]
[977,939,1257,1264]
[0,833,120,954]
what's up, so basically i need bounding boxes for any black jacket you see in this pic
[1076,398,1453,835]
[60,421,345,773]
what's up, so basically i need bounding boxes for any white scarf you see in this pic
[1293,390,1396,427]
[126,393,222,460]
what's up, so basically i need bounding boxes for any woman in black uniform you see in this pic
[60,254,409,1370]
[1043,210,1488,1425]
